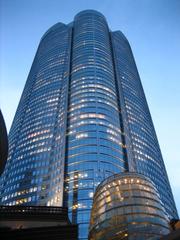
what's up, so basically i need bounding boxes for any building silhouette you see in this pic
[0,110,8,175]
[0,205,78,240]
[0,10,178,240]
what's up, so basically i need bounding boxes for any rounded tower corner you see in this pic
[112,30,130,44]
[74,9,106,20]
[41,22,67,41]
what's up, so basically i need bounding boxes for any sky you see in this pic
[0,0,180,214]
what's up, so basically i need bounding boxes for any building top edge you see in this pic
[74,9,106,20]
[41,22,67,40]
[95,172,157,193]
[112,30,129,42]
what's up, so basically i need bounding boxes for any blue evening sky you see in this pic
[0,0,180,214]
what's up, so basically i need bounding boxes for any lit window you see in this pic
[89,192,94,198]
[75,133,88,139]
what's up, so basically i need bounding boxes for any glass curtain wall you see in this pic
[64,10,127,239]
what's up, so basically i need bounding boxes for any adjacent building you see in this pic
[89,172,170,240]
[0,110,8,175]
[0,205,78,240]
[0,10,178,240]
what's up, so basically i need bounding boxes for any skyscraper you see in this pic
[0,10,178,240]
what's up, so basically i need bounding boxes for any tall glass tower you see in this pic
[0,10,178,239]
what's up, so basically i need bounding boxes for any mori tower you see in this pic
[0,10,178,239]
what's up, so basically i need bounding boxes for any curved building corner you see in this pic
[89,172,171,240]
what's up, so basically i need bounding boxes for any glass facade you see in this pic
[0,23,72,207]
[89,173,170,240]
[111,31,178,219]
[64,11,127,239]
[0,9,178,240]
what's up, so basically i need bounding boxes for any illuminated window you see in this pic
[75,133,88,139]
